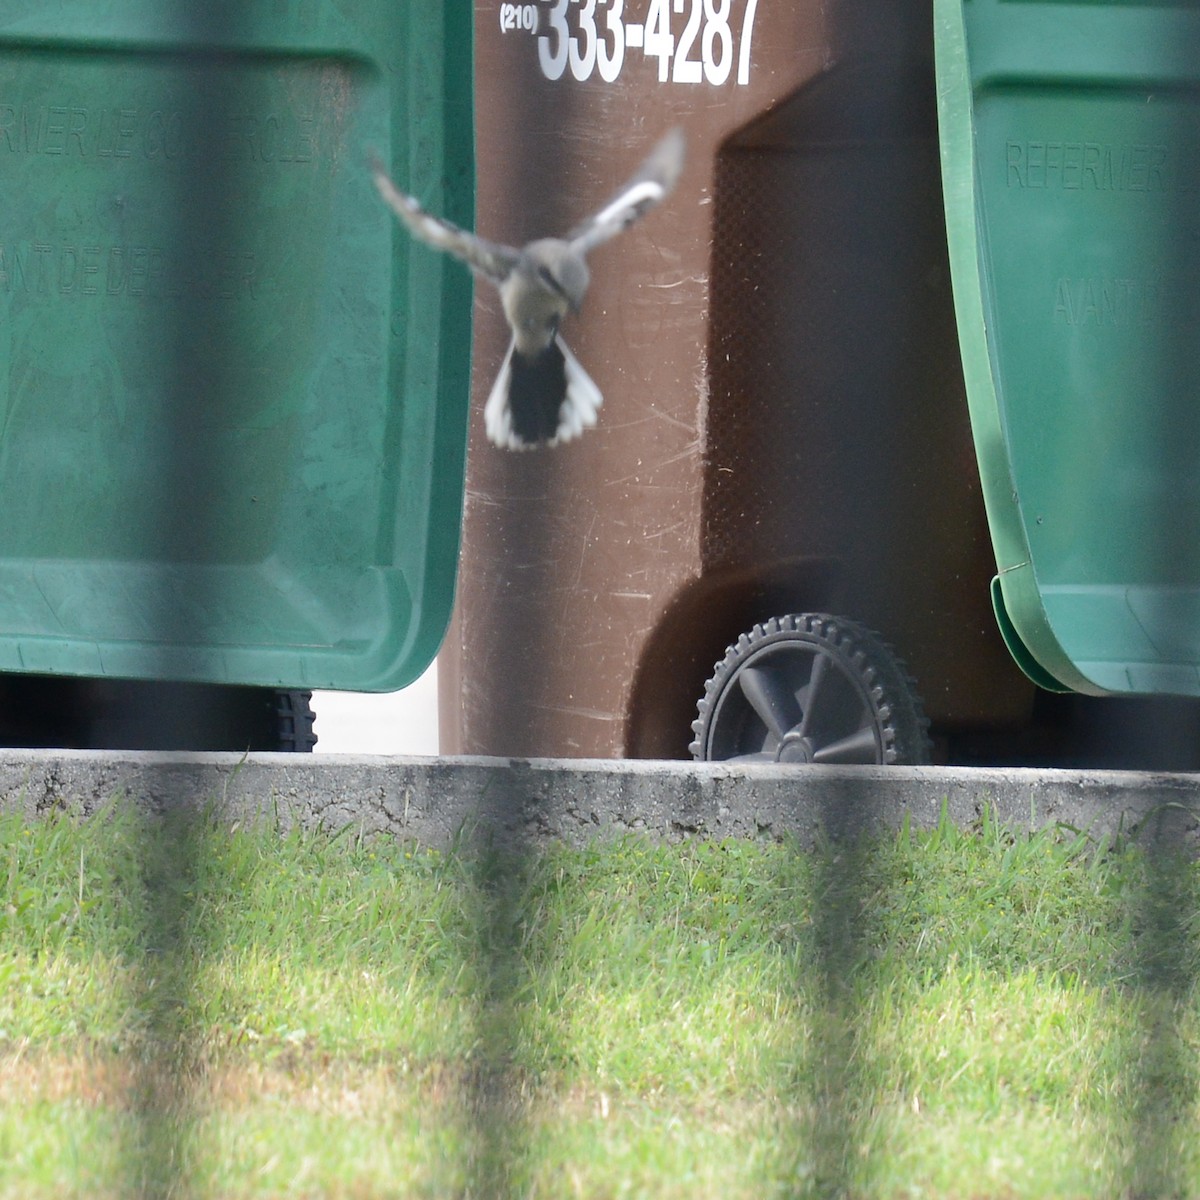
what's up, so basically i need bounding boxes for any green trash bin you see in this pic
[936,0,1200,697]
[0,3,472,696]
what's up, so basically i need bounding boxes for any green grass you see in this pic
[1,799,1199,1197]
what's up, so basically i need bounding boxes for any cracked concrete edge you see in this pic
[1,750,1199,850]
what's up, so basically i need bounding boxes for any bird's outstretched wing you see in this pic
[567,127,686,255]
[371,157,520,284]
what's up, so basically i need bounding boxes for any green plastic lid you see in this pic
[0,3,473,691]
[937,0,1200,696]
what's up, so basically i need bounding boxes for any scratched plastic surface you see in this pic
[936,0,1200,696]
[0,3,473,690]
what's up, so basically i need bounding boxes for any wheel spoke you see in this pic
[796,651,830,738]
[737,664,802,740]
[723,751,777,765]
[812,724,880,764]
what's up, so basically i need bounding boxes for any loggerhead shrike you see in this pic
[371,128,685,449]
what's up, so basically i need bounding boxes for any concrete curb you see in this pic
[1,751,1199,850]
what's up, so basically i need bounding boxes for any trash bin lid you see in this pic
[936,0,1200,696]
[0,3,472,691]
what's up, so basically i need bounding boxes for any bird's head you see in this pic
[525,240,590,312]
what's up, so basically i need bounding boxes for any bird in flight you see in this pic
[371,128,685,450]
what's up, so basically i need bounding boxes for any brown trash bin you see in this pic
[440,0,1033,761]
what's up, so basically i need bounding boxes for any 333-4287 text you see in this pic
[500,0,760,87]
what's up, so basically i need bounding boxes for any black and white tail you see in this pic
[484,336,603,450]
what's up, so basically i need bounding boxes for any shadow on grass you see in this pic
[783,788,888,1198]
[121,805,210,1200]
[458,769,541,1199]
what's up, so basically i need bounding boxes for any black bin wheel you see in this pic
[266,690,319,753]
[690,613,930,765]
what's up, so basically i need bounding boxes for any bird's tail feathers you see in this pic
[483,342,519,449]
[484,336,602,450]
[555,337,603,444]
